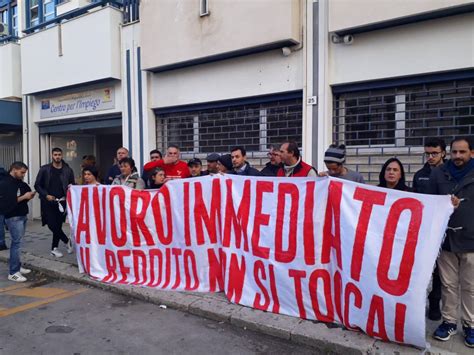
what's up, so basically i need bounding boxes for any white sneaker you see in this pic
[50,248,63,258]
[66,239,74,254]
[20,267,31,274]
[8,272,27,283]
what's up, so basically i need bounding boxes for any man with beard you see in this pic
[430,137,474,348]
[34,148,75,258]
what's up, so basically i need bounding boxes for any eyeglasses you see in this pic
[424,152,441,157]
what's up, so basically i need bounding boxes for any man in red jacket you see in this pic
[143,145,190,179]
[277,141,317,177]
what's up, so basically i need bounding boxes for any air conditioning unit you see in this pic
[0,22,9,37]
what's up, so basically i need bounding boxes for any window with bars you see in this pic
[156,98,303,155]
[333,79,474,147]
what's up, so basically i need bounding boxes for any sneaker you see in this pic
[50,248,63,258]
[20,267,31,274]
[463,326,474,348]
[433,321,457,341]
[8,272,27,283]
[0,244,8,251]
[66,238,74,254]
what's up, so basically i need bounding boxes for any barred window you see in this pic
[333,79,474,147]
[156,98,302,155]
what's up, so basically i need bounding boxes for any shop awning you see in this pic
[0,99,22,127]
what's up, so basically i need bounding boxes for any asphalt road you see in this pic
[0,263,316,354]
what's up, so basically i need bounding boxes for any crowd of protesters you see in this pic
[0,137,473,347]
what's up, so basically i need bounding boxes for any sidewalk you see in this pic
[0,220,468,354]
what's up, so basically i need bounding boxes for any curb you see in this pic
[0,251,445,354]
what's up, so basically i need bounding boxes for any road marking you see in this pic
[5,287,70,299]
[0,283,31,294]
[0,288,87,318]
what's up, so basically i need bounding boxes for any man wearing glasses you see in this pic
[260,146,282,176]
[413,137,446,322]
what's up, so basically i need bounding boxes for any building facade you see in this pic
[324,0,474,183]
[0,0,473,218]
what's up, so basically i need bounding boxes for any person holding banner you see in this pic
[143,145,190,179]
[413,137,447,321]
[147,168,166,189]
[319,144,365,183]
[82,166,100,186]
[112,158,145,190]
[105,147,129,184]
[277,141,317,177]
[377,158,412,192]
[217,154,233,174]
[429,137,474,348]
[230,146,261,176]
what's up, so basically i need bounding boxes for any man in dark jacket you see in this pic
[413,137,446,321]
[260,146,281,176]
[231,146,260,176]
[429,137,474,348]
[0,162,35,282]
[34,147,75,258]
[414,138,447,193]
[0,166,8,250]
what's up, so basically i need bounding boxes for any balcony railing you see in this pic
[0,35,19,44]
[23,0,139,35]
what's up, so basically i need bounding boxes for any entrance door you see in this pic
[50,134,96,183]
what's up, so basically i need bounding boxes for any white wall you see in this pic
[21,6,122,95]
[329,0,472,32]
[329,13,474,85]
[150,49,304,109]
[0,42,21,99]
[140,0,302,70]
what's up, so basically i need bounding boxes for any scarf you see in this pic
[447,158,474,183]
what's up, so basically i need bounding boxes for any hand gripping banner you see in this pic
[67,175,453,348]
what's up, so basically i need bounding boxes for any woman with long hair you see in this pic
[378,157,412,192]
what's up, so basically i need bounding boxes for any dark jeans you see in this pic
[45,204,69,249]
[429,264,442,305]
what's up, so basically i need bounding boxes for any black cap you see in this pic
[218,154,233,171]
[206,153,220,162]
[187,158,202,167]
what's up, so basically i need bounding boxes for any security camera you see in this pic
[343,35,354,45]
[331,34,341,44]
[282,47,292,57]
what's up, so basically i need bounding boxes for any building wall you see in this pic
[140,0,302,71]
[0,42,21,99]
[329,0,472,32]
[329,13,474,85]
[150,49,303,109]
[21,6,122,95]
[325,2,474,185]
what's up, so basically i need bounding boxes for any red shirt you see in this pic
[143,160,191,179]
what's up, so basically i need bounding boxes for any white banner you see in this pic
[67,175,453,348]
